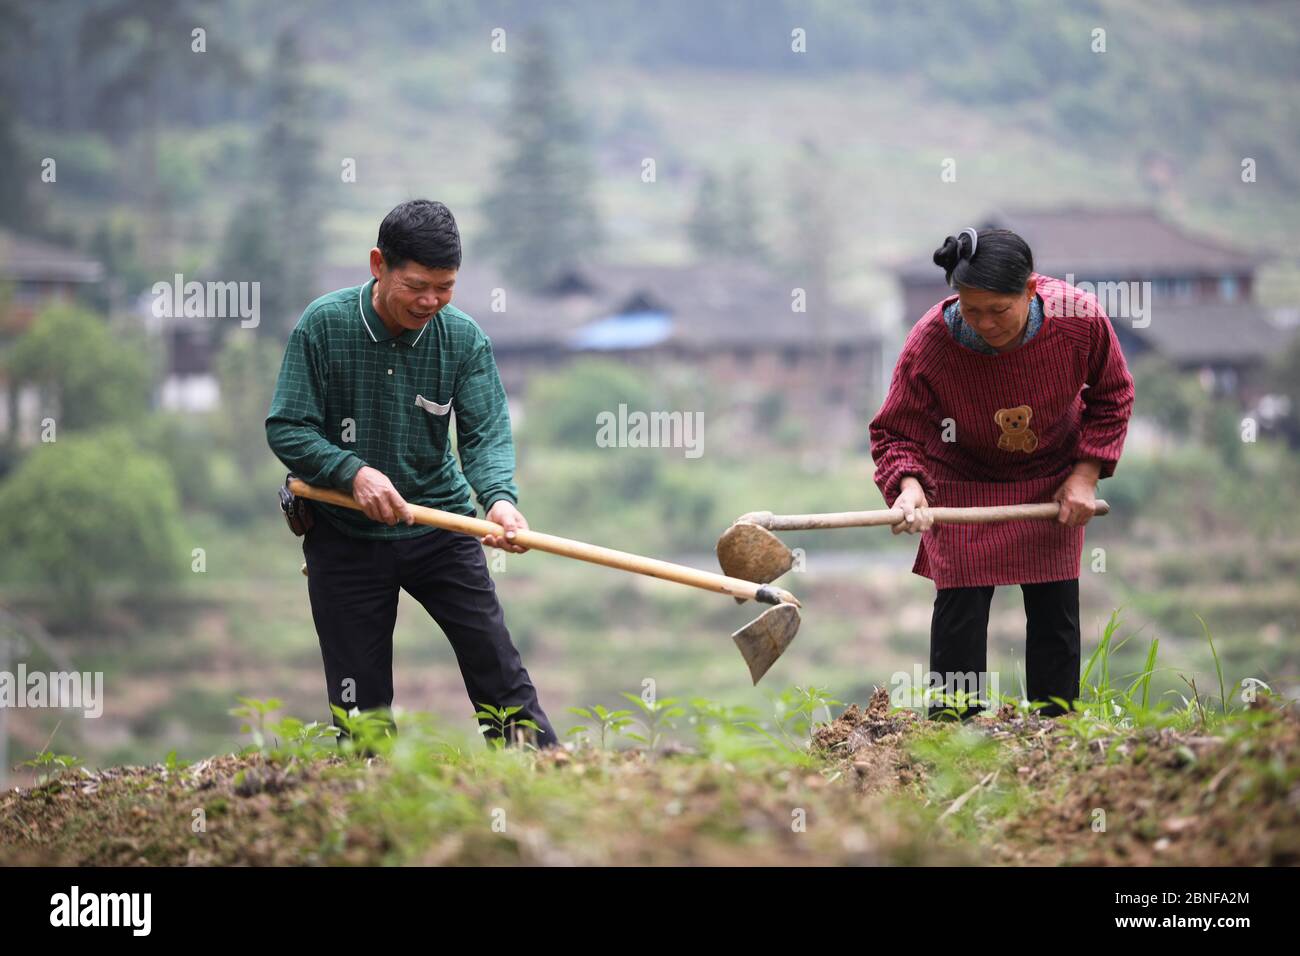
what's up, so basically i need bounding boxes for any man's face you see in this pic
[956,277,1036,350]
[369,250,457,331]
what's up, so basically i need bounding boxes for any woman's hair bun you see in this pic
[932,234,963,274]
[932,230,974,284]
[931,226,1032,294]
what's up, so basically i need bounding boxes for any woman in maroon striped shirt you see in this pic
[869,227,1135,720]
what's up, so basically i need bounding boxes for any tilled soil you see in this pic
[3,693,1296,866]
[810,687,1300,866]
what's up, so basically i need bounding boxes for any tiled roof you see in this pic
[895,206,1262,281]
[1127,302,1292,364]
[0,229,104,283]
[318,260,873,350]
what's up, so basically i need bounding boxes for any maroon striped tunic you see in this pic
[869,273,1135,588]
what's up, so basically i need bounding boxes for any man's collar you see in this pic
[359,277,430,347]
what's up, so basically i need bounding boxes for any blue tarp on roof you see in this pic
[567,310,673,350]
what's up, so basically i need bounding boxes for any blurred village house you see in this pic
[895,207,1285,401]
[0,230,102,445]
[2,204,1293,455]
[320,260,885,456]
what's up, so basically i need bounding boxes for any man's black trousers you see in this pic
[302,513,560,748]
[927,578,1080,721]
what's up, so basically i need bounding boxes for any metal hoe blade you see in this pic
[732,603,800,685]
[715,520,794,585]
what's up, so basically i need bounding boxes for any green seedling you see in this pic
[229,696,284,749]
[620,692,686,752]
[768,685,842,751]
[566,704,635,750]
[474,701,542,750]
[20,748,82,789]
[330,704,398,756]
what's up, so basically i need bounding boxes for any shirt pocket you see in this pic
[415,394,452,416]
[414,393,453,459]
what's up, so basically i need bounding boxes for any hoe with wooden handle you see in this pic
[716,500,1111,589]
[289,478,801,684]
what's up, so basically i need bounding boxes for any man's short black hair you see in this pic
[377,199,462,271]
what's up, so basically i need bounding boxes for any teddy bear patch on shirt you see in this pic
[995,405,1038,453]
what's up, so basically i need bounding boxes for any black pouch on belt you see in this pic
[278,473,315,536]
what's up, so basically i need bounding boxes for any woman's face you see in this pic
[956,277,1037,351]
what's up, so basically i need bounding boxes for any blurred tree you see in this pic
[520,358,652,451]
[0,428,182,617]
[213,333,282,476]
[1266,330,1300,447]
[726,161,766,262]
[479,26,602,290]
[137,412,219,511]
[78,0,247,261]
[687,170,728,256]
[687,162,767,263]
[5,305,153,437]
[1205,400,1245,470]
[259,27,325,334]
[0,1,38,232]
[218,197,286,341]
[784,141,836,383]
[87,218,151,316]
[218,28,324,338]
[1130,356,1209,439]
[785,141,835,308]
[0,101,35,234]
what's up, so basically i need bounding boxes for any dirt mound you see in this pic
[992,697,1300,865]
[812,688,924,795]
[813,686,919,756]
[0,752,364,866]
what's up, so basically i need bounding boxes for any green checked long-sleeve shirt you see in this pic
[265,277,519,539]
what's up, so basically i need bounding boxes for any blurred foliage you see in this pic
[518,358,653,451]
[85,217,152,315]
[5,304,153,433]
[138,413,220,508]
[74,0,250,142]
[217,197,292,337]
[477,24,603,290]
[215,28,326,338]
[688,161,767,263]
[2,0,1296,272]
[213,333,282,475]
[257,29,325,335]
[66,289,305,530]
[687,170,728,256]
[206,449,286,526]
[1130,356,1209,438]
[1103,440,1300,541]
[29,130,118,198]
[0,427,182,616]
[515,445,876,554]
[1130,354,1290,467]
[1265,329,1300,446]
[135,411,283,525]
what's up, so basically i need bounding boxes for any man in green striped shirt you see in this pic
[266,199,558,748]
